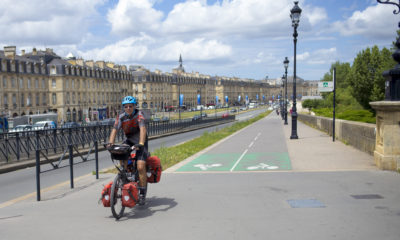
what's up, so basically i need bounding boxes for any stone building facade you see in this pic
[0,46,316,123]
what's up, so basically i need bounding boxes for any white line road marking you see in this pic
[230,149,248,172]
[254,133,261,141]
[193,163,222,170]
[249,142,254,148]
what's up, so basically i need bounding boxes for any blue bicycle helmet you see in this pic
[122,96,137,105]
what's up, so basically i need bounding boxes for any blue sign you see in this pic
[225,95,228,103]
[246,95,248,101]
[263,95,265,100]
[180,94,184,106]
[197,94,201,105]
[238,95,241,102]
[216,95,219,104]
[272,95,275,100]
[256,94,259,100]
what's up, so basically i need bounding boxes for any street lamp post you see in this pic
[283,57,289,125]
[377,0,400,100]
[281,78,284,120]
[290,1,301,139]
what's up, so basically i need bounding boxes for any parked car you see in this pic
[152,117,161,122]
[100,118,115,126]
[201,113,207,118]
[9,125,33,136]
[222,113,230,118]
[161,116,169,122]
[192,115,201,121]
[62,122,81,128]
[240,107,247,111]
[32,121,56,130]
[230,108,237,113]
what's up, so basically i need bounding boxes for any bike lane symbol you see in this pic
[193,163,223,171]
[247,163,279,170]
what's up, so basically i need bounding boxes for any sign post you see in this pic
[318,69,336,142]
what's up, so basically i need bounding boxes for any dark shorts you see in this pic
[123,139,149,162]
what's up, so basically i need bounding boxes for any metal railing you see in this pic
[0,115,235,164]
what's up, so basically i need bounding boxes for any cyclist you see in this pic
[108,96,149,205]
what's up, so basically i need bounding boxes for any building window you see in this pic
[52,93,57,105]
[4,94,8,108]
[66,79,69,89]
[72,79,75,89]
[21,93,24,107]
[35,78,39,89]
[36,94,40,106]
[66,93,70,104]
[27,93,32,106]
[27,78,31,89]
[19,78,24,89]
[2,77,7,88]
[42,79,46,89]
[12,94,16,107]
[51,67,56,75]
[11,78,16,88]
[52,79,56,88]
[72,92,76,104]
[42,93,46,106]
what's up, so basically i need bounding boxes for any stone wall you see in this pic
[298,114,376,155]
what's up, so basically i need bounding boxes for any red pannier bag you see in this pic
[146,155,162,183]
[100,181,113,207]
[122,182,139,208]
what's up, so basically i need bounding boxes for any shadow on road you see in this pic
[116,196,178,221]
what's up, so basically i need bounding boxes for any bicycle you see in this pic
[105,144,148,220]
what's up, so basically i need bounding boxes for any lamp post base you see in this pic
[290,113,298,139]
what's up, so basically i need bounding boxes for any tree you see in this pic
[347,46,396,110]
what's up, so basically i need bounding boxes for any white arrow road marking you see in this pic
[247,163,279,170]
[193,163,222,170]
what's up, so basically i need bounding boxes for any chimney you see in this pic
[85,60,94,68]
[32,48,37,55]
[95,61,105,69]
[21,49,25,56]
[121,65,127,71]
[76,58,84,66]
[46,48,53,54]
[4,46,16,59]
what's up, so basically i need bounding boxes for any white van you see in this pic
[32,121,57,130]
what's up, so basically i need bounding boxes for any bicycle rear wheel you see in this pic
[110,174,125,219]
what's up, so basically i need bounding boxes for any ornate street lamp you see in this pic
[283,57,289,125]
[290,1,301,139]
[377,0,400,100]
[281,76,285,120]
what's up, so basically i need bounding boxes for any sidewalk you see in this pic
[283,116,377,171]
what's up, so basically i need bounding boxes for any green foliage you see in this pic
[347,46,396,110]
[313,108,375,124]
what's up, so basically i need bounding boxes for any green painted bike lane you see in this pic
[176,152,291,172]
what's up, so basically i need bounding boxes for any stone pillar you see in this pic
[370,101,400,171]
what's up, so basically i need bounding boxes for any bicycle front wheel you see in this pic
[110,174,125,220]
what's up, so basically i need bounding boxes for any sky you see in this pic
[0,0,398,81]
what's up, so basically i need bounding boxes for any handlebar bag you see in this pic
[146,156,162,183]
[122,182,138,208]
[100,181,113,207]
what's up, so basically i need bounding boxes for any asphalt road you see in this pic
[0,109,266,204]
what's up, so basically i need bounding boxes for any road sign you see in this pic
[318,81,334,92]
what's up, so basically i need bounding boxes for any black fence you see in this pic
[0,115,235,164]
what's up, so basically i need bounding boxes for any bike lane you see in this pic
[175,112,291,172]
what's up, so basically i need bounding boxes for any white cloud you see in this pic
[0,0,104,45]
[108,0,327,39]
[79,34,154,62]
[296,47,337,65]
[332,4,398,39]
[107,0,163,36]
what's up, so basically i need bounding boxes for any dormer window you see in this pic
[51,66,57,75]
[11,61,16,72]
